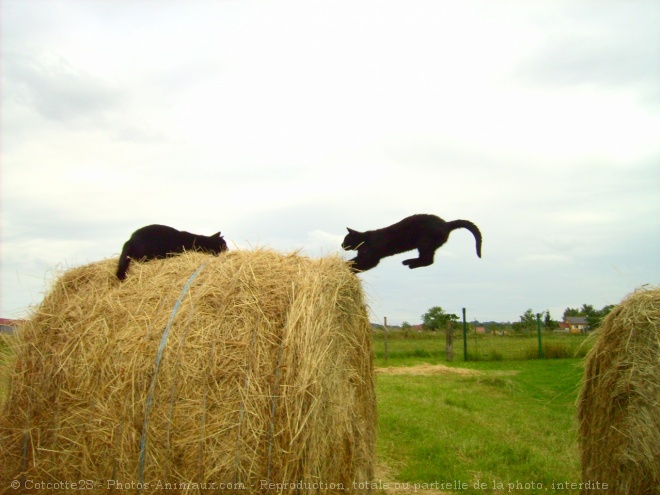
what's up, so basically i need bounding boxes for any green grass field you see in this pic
[0,333,587,494]
[375,359,585,494]
[372,333,588,494]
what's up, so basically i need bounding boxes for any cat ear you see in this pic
[346,227,357,234]
[213,231,222,237]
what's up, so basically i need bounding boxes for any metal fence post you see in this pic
[462,308,468,361]
[536,312,543,359]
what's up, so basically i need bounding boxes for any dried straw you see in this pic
[0,249,376,493]
[577,286,660,494]
[375,364,481,376]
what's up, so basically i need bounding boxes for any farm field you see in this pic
[373,334,588,494]
[375,359,584,494]
[0,335,586,494]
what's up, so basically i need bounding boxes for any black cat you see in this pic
[116,224,228,280]
[342,214,482,272]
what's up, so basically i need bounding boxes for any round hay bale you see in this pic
[577,286,660,494]
[0,250,375,493]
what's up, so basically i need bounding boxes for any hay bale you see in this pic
[577,286,660,494]
[0,250,375,493]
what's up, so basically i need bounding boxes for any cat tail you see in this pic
[448,220,482,258]
[116,242,132,280]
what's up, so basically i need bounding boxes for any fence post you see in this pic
[462,308,468,361]
[383,316,389,365]
[446,320,454,362]
[536,313,543,359]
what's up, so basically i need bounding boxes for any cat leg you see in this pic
[349,254,380,272]
[402,248,435,269]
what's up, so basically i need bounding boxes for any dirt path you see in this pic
[375,363,518,378]
[375,363,481,376]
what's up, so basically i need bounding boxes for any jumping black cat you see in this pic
[116,224,228,280]
[342,214,482,272]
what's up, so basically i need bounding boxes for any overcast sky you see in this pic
[2,0,658,325]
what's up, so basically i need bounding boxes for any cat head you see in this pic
[210,232,229,253]
[341,228,365,251]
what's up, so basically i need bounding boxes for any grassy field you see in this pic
[0,333,587,494]
[375,360,584,494]
[372,333,588,494]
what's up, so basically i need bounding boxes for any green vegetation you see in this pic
[563,303,615,331]
[0,335,13,406]
[376,359,585,494]
[421,306,459,330]
[0,336,9,358]
[373,331,593,365]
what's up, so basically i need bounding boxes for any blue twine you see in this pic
[138,263,206,484]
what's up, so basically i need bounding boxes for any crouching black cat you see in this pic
[116,224,228,280]
[342,214,482,272]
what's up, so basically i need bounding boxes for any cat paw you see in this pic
[403,258,429,269]
[403,258,421,268]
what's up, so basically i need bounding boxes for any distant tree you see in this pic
[562,303,614,330]
[422,306,458,331]
[581,304,596,316]
[523,309,536,323]
[401,321,412,338]
[511,309,543,332]
[514,308,536,332]
[543,310,558,330]
[587,304,615,331]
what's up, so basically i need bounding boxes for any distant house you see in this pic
[565,316,588,334]
[475,326,486,334]
[0,318,22,334]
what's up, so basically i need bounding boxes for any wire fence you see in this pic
[372,321,594,363]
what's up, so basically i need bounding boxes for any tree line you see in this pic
[400,303,616,333]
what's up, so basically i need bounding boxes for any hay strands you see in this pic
[138,262,206,484]
[0,249,376,494]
